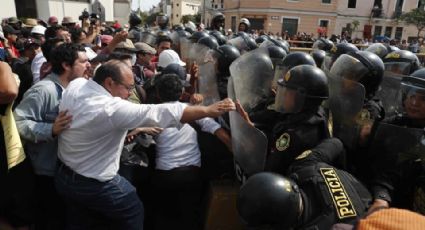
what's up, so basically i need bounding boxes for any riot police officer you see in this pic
[156,13,169,32]
[328,51,385,173]
[237,138,372,230]
[210,12,225,32]
[128,12,143,43]
[237,65,331,175]
[212,45,241,100]
[322,42,359,73]
[238,18,250,33]
[383,50,421,75]
[368,68,425,215]
[312,38,334,52]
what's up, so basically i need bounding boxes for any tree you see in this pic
[145,12,160,26]
[180,13,202,24]
[398,8,425,39]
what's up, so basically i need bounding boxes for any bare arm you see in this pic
[0,62,18,104]
[180,98,235,123]
[102,30,128,54]
[214,128,232,152]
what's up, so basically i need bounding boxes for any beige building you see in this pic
[219,0,424,40]
[336,0,424,41]
[169,0,202,25]
[222,0,337,37]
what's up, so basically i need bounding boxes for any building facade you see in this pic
[217,0,423,40]
[1,0,131,26]
[170,0,201,25]
[222,0,337,37]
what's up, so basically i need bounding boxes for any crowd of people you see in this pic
[1,9,425,230]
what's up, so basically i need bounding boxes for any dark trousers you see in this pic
[34,175,66,230]
[152,166,202,230]
[55,162,144,230]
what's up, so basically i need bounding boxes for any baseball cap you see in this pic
[23,38,41,49]
[3,25,20,35]
[162,63,190,87]
[134,42,156,55]
[158,49,186,68]
[31,25,46,35]
[115,39,136,52]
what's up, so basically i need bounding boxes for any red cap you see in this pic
[100,35,113,45]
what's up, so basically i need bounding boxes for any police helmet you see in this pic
[383,50,421,75]
[271,38,290,54]
[311,49,326,68]
[400,69,425,115]
[189,31,209,43]
[365,43,388,59]
[211,12,225,30]
[156,13,169,30]
[238,172,302,229]
[198,36,219,50]
[209,30,227,45]
[267,45,287,67]
[214,44,241,76]
[255,35,269,45]
[282,52,316,69]
[239,18,250,31]
[331,43,359,60]
[275,65,328,113]
[387,45,400,53]
[312,38,334,52]
[331,51,384,99]
[129,13,142,26]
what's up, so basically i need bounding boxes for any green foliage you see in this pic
[145,12,160,26]
[398,8,425,38]
[181,13,202,24]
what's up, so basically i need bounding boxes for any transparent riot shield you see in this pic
[140,31,157,47]
[369,122,425,214]
[229,48,274,113]
[271,64,289,92]
[189,43,210,64]
[180,37,192,63]
[198,61,220,105]
[227,77,268,182]
[375,71,404,117]
[328,75,367,150]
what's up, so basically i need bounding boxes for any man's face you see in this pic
[239,23,246,32]
[137,52,154,66]
[404,90,425,121]
[109,67,135,100]
[7,33,17,43]
[157,41,171,55]
[70,51,90,80]
[57,29,71,43]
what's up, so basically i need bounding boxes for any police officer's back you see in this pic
[237,138,372,230]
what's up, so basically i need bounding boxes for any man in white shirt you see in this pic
[55,60,235,230]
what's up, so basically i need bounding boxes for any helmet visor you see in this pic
[227,36,249,51]
[400,82,425,111]
[330,54,369,82]
[384,62,411,75]
[274,85,306,113]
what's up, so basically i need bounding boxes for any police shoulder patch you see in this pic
[284,72,291,82]
[276,133,290,151]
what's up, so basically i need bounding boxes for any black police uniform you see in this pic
[250,107,331,175]
[369,115,425,212]
[288,140,372,229]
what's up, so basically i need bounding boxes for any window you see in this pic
[374,26,382,36]
[176,14,179,18]
[176,3,179,6]
[384,26,393,37]
[348,0,356,8]
[231,16,236,32]
[319,20,329,27]
[395,27,403,39]
[322,0,331,3]
[374,0,382,8]
[395,0,404,11]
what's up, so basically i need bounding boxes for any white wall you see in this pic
[113,2,131,25]
[0,0,17,18]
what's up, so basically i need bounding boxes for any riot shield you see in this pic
[140,31,157,47]
[271,64,289,92]
[328,75,367,149]
[180,37,192,64]
[198,61,220,105]
[375,71,404,117]
[128,29,141,43]
[227,78,268,182]
[229,48,274,113]
[189,43,210,64]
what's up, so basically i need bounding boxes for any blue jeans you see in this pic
[55,162,144,230]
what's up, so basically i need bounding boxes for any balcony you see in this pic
[371,7,383,18]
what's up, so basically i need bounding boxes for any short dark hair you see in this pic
[156,35,173,46]
[108,52,132,61]
[70,28,86,43]
[41,38,64,62]
[44,25,67,40]
[154,73,183,102]
[50,43,85,75]
[93,60,130,85]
